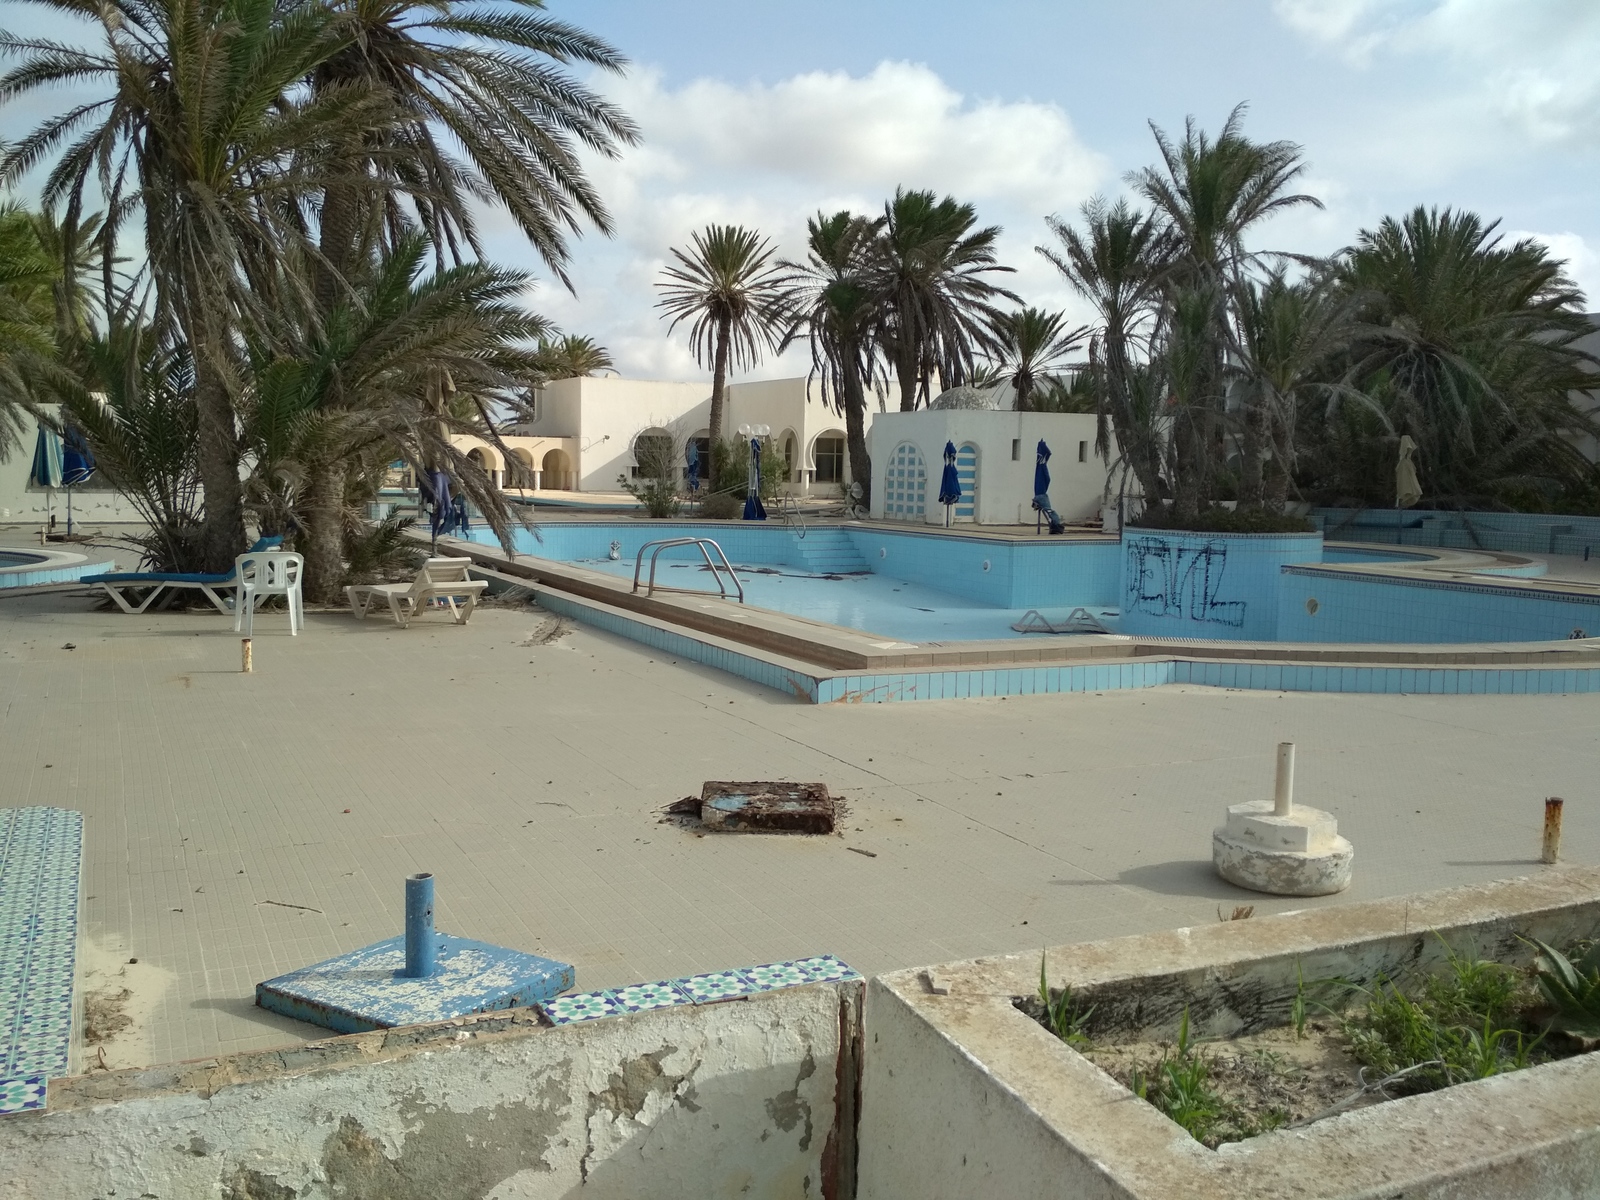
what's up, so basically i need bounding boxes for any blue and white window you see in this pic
[956,442,978,522]
[885,442,927,521]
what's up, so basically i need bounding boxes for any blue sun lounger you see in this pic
[83,536,283,615]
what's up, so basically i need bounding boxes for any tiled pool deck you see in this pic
[1,587,1596,1073]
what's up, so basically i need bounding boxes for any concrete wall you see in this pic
[1119,530,1323,641]
[867,410,1106,525]
[513,376,871,496]
[0,982,861,1200]
[857,869,1600,1200]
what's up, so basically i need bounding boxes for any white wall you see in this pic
[867,410,1108,525]
[0,983,860,1200]
[510,376,871,495]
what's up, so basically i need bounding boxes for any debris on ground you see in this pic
[661,781,840,834]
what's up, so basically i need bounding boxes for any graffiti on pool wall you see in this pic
[1126,537,1247,627]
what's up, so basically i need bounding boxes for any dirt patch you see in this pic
[1083,1022,1377,1134]
[78,936,175,1070]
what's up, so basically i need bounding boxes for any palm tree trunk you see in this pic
[707,315,730,447]
[896,344,918,411]
[183,299,247,573]
[302,458,346,604]
[1238,395,1265,510]
[842,352,871,509]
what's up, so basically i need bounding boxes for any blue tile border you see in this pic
[1,807,84,1116]
[535,956,862,1026]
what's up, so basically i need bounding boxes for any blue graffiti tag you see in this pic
[1126,537,1247,627]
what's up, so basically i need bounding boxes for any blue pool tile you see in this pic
[612,980,692,1012]
[539,989,623,1026]
[675,969,758,1005]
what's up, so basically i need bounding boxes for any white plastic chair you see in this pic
[233,551,305,636]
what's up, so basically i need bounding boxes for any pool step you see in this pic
[790,529,869,575]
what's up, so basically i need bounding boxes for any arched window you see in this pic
[812,432,846,483]
[956,442,979,521]
[631,428,674,480]
[884,442,927,521]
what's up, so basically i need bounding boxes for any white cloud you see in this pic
[1273,0,1600,147]
[484,61,1110,381]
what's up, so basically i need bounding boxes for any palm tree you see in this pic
[0,202,57,456]
[1230,271,1358,509]
[2,0,367,570]
[1039,199,1168,507]
[871,188,1016,410]
[656,224,796,445]
[241,235,553,601]
[987,307,1088,412]
[305,0,638,304]
[782,211,885,506]
[1128,104,1322,517]
[1329,207,1597,506]
[532,334,615,382]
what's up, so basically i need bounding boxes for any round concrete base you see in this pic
[1212,831,1353,896]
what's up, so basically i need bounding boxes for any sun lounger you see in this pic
[84,536,283,615]
[344,557,488,628]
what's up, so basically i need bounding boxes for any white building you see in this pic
[503,375,870,495]
[0,411,133,535]
[867,403,1110,527]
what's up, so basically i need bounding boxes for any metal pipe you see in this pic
[404,873,437,978]
[1274,743,1295,816]
[241,638,253,674]
[1542,798,1564,864]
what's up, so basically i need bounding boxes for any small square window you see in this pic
[1078,441,1088,463]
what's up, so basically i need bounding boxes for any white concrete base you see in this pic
[1213,799,1354,896]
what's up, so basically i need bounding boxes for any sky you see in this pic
[3,0,1597,383]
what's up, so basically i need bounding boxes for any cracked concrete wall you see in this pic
[856,872,1600,1200]
[0,983,857,1200]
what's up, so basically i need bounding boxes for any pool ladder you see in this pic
[780,495,806,539]
[632,537,745,604]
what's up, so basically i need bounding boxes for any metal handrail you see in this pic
[632,537,745,603]
[780,495,806,538]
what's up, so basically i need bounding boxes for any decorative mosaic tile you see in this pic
[539,990,622,1025]
[789,955,861,984]
[0,1077,47,1116]
[0,808,84,1114]
[673,970,758,1005]
[612,980,691,1012]
[742,961,812,992]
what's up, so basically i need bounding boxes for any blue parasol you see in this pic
[426,468,452,550]
[1032,440,1064,535]
[938,441,961,527]
[686,440,700,496]
[742,437,767,521]
[60,426,95,536]
[30,424,64,533]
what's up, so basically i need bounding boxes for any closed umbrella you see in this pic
[426,468,452,553]
[686,440,701,505]
[61,426,96,537]
[742,437,767,521]
[1395,434,1421,544]
[1032,439,1064,535]
[30,424,63,534]
[938,441,961,527]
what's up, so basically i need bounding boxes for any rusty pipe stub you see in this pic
[1542,797,1564,865]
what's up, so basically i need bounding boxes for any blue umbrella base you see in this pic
[256,934,575,1034]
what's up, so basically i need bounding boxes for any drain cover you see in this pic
[696,781,836,834]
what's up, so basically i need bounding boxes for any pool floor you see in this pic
[574,557,1118,643]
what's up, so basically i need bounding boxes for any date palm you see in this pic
[872,188,1015,410]
[1128,104,1321,515]
[243,234,552,600]
[2,0,368,570]
[987,307,1088,412]
[1039,198,1168,507]
[532,334,614,382]
[782,211,885,507]
[1333,206,1597,505]
[307,0,638,304]
[656,224,796,445]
